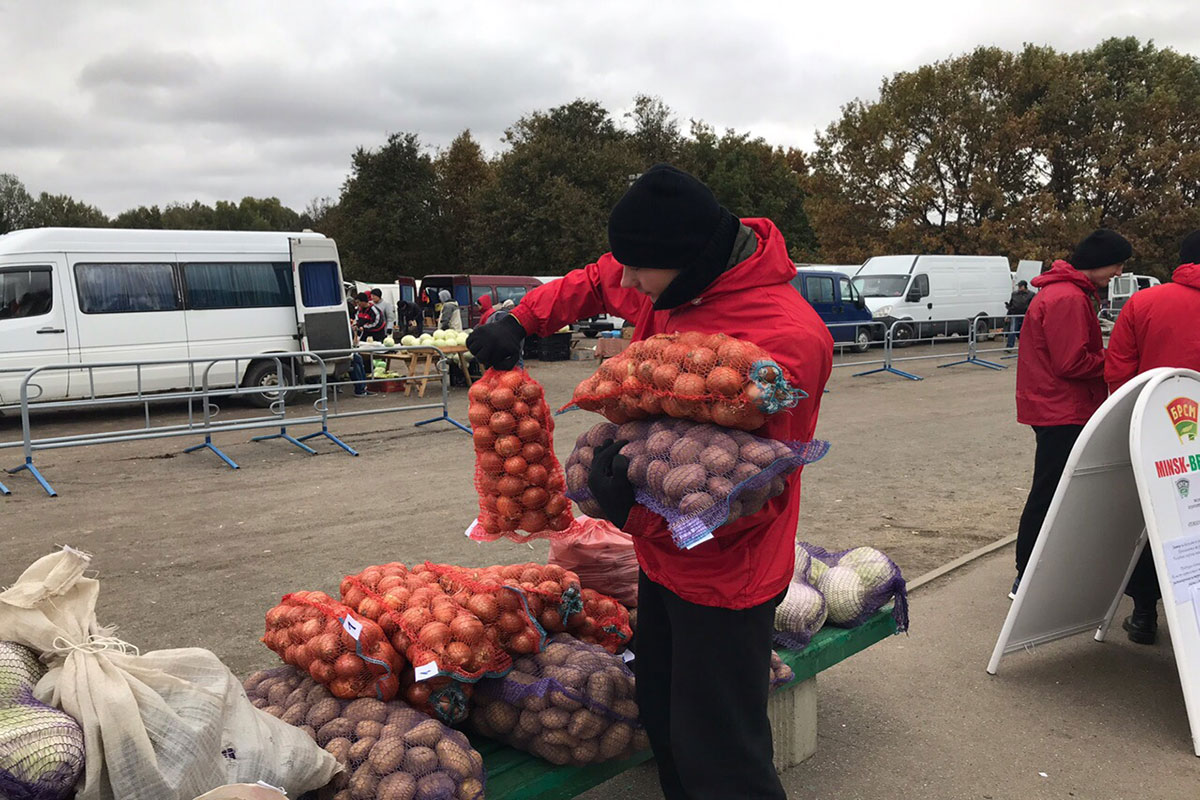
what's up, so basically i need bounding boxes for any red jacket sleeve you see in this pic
[510,256,648,337]
[1045,293,1105,380]
[1104,298,1140,393]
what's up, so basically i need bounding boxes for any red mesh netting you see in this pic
[339,563,512,688]
[261,591,403,701]
[468,368,574,542]
[563,331,804,429]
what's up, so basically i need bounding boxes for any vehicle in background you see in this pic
[419,274,543,329]
[790,269,873,352]
[1106,273,1161,318]
[795,263,861,279]
[342,278,418,315]
[852,255,1011,345]
[0,227,352,409]
[1013,259,1043,291]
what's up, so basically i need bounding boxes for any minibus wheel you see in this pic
[242,360,299,408]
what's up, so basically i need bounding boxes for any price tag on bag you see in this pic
[414,661,440,681]
[341,614,363,641]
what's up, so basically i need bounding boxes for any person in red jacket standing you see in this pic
[1100,230,1200,643]
[477,293,496,326]
[468,164,832,800]
[1012,229,1130,599]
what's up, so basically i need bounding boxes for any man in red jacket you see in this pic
[1101,230,1200,643]
[468,164,832,800]
[1012,229,1130,600]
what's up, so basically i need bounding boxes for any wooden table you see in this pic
[374,345,470,398]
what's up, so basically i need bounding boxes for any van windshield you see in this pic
[852,275,910,298]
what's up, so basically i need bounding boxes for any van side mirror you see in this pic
[906,287,922,303]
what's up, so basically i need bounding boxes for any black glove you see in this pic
[466,314,525,370]
[588,439,636,528]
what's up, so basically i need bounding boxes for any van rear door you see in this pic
[290,237,353,358]
[0,259,70,404]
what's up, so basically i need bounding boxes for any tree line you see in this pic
[2,37,1197,281]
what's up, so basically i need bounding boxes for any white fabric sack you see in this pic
[0,547,339,800]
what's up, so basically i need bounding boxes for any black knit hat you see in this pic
[1070,229,1132,270]
[1181,230,1200,264]
[607,164,739,273]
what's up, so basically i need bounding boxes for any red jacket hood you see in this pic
[1031,260,1099,295]
[478,294,494,310]
[1173,263,1200,289]
[693,218,795,300]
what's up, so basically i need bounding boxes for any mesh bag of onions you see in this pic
[563,331,806,429]
[245,666,485,800]
[339,563,513,687]
[565,419,829,550]
[468,368,573,543]
[262,591,404,702]
[468,634,649,766]
[0,642,85,800]
[800,544,909,631]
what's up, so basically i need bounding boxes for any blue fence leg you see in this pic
[298,427,359,456]
[0,478,10,495]
[6,458,57,497]
[184,436,240,469]
[415,413,473,434]
[853,365,923,381]
[252,427,318,455]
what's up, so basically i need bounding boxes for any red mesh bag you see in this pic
[413,562,548,657]
[244,665,486,798]
[339,563,512,688]
[548,515,640,608]
[261,590,403,701]
[565,418,829,550]
[467,368,573,542]
[563,331,805,429]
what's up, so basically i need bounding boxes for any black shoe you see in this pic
[1008,576,1020,601]
[1122,611,1158,645]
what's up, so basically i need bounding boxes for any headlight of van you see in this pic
[872,305,893,319]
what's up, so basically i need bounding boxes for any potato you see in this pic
[297,724,317,741]
[457,777,484,800]
[348,736,377,765]
[730,462,759,484]
[251,697,268,710]
[348,764,379,800]
[540,642,572,666]
[645,459,671,495]
[568,708,606,740]
[615,422,644,442]
[544,665,585,690]
[285,686,309,708]
[304,697,338,729]
[585,422,618,448]
[514,709,542,739]
[403,719,445,748]
[539,707,571,730]
[367,736,406,775]
[512,657,538,675]
[403,744,438,775]
[306,681,333,703]
[699,444,736,475]
[483,701,518,734]
[243,669,271,693]
[267,682,291,706]
[740,440,779,467]
[662,463,706,500]
[612,699,639,720]
[386,706,427,731]
[646,430,677,457]
[377,771,417,800]
[548,687,583,712]
[618,439,647,459]
[571,739,600,765]
[542,728,579,748]
[332,791,353,800]
[254,676,280,697]
[355,719,383,740]
[530,736,571,765]
[324,736,353,764]
[583,673,614,710]
[262,705,284,718]
[436,739,475,779]
[344,697,388,724]
[415,772,457,800]
[598,722,634,760]
[318,717,356,746]
[625,454,650,485]
[708,430,738,455]
[521,691,549,713]
[281,702,310,726]
[679,492,715,516]
[566,463,589,494]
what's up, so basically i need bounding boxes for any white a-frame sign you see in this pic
[988,367,1200,757]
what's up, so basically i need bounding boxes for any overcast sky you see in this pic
[2,0,1197,216]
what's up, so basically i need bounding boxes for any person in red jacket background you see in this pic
[468,164,832,800]
[1012,229,1130,599]
[1101,230,1200,643]
[477,293,496,325]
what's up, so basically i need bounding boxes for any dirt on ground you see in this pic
[0,339,1030,679]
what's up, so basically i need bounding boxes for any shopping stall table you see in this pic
[472,608,900,800]
[376,345,471,398]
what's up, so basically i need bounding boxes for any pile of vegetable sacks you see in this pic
[246,666,485,800]
[468,634,649,766]
[0,641,85,800]
[467,368,574,542]
[564,331,805,428]
[774,543,908,650]
[565,419,828,550]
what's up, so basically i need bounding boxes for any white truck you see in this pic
[0,227,353,408]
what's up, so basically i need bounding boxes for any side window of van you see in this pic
[0,267,53,320]
[839,276,859,303]
[182,262,294,309]
[75,263,179,313]
[296,261,342,307]
[805,276,835,304]
[495,285,528,304]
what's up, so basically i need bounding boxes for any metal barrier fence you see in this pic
[1,345,469,497]
[848,316,1008,381]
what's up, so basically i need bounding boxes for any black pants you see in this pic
[635,571,786,800]
[1015,425,1162,607]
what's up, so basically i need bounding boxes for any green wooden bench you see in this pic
[473,608,900,800]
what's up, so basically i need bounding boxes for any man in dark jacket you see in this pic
[1101,230,1200,643]
[1012,229,1130,599]
[1005,280,1033,350]
[467,164,832,800]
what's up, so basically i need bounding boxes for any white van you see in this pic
[1013,259,1043,291]
[851,254,1012,343]
[0,228,353,408]
[1108,273,1161,317]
